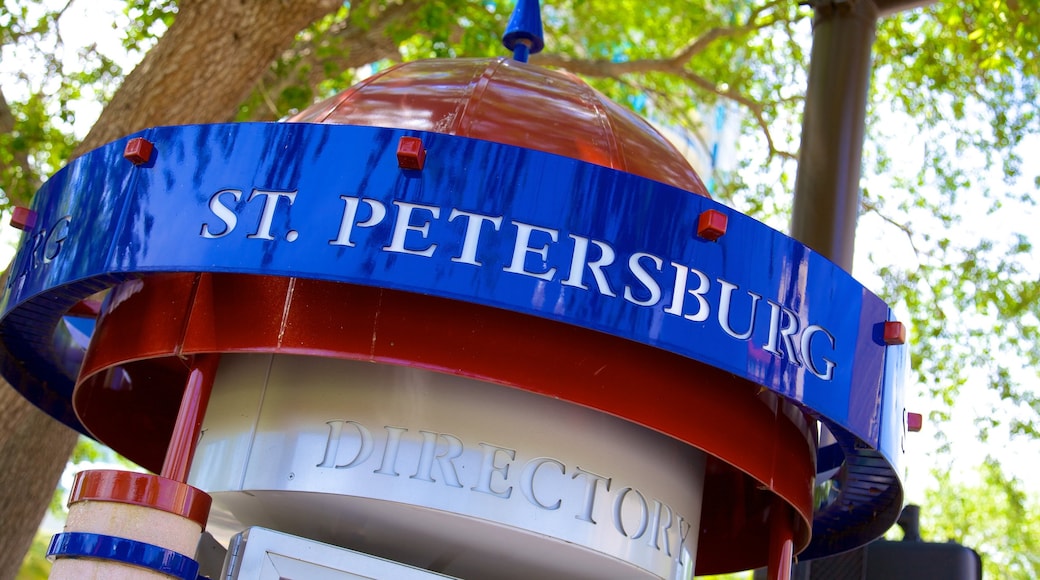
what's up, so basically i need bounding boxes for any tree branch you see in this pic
[529,2,801,161]
[243,0,423,121]
[681,70,798,161]
[861,198,921,257]
[670,0,790,64]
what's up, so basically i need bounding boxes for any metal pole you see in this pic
[790,0,880,271]
[161,354,220,482]
[787,1,933,578]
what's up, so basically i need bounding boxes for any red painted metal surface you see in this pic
[396,136,426,170]
[289,58,710,197]
[76,272,815,574]
[10,206,37,230]
[697,208,729,241]
[68,469,212,528]
[883,320,907,345]
[767,496,796,580]
[907,411,923,432]
[64,57,819,575]
[123,136,154,165]
[160,354,220,483]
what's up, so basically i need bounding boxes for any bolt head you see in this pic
[697,209,727,241]
[397,136,426,170]
[124,137,154,165]
[907,412,923,432]
[10,206,37,230]
[883,321,906,345]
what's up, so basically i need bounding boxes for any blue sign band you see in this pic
[3,123,906,555]
[47,532,200,580]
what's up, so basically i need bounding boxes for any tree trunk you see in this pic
[78,0,344,153]
[0,1,343,574]
[0,389,77,580]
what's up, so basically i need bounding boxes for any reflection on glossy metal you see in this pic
[160,354,220,483]
[3,123,895,448]
[47,532,201,580]
[69,470,212,527]
[192,354,704,580]
[289,58,709,196]
[75,272,816,574]
[502,0,545,62]
[0,119,906,568]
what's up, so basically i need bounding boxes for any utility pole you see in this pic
[788,1,935,578]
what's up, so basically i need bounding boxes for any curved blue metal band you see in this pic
[4,123,905,557]
[47,532,200,580]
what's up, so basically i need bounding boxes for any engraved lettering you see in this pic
[676,514,693,563]
[42,216,71,264]
[504,220,558,281]
[316,420,373,469]
[449,209,502,266]
[471,442,516,499]
[665,263,710,322]
[201,189,242,238]
[613,487,649,539]
[246,189,297,240]
[410,430,464,487]
[572,467,611,524]
[763,301,802,365]
[373,425,408,476]
[802,325,837,380]
[562,235,616,296]
[330,196,386,247]
[520,457,565,510]
[646,500,674,555]
[384,201,440,257]
[624,252,664,306]
[718,279,761,340]
[28,230,46,270]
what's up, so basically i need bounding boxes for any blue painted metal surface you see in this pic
[502,0,545,62]
[47,532,201,580]
[1,123,906,557]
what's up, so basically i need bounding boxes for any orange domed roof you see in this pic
[290,57,709,196]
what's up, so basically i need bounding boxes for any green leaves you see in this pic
[922,458,1040,578]
[2,1,1040,573]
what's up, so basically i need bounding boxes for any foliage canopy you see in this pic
[1,0,1038,575]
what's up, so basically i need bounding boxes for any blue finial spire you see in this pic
[502,0,544,63]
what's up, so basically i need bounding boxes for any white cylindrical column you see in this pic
[191,353,707,580]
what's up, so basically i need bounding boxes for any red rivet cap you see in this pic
[883,321,906,345]
[907,412,923,432]
[697,209,727,241]
[10,206,37,230]
[124,137,154,165]
[397,136,426,170]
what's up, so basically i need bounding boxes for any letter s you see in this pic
[200,189,242,238]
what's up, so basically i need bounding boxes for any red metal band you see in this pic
[75,273,815,573]
[68,469,212,529]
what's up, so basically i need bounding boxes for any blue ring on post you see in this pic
[47,532,200,580]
